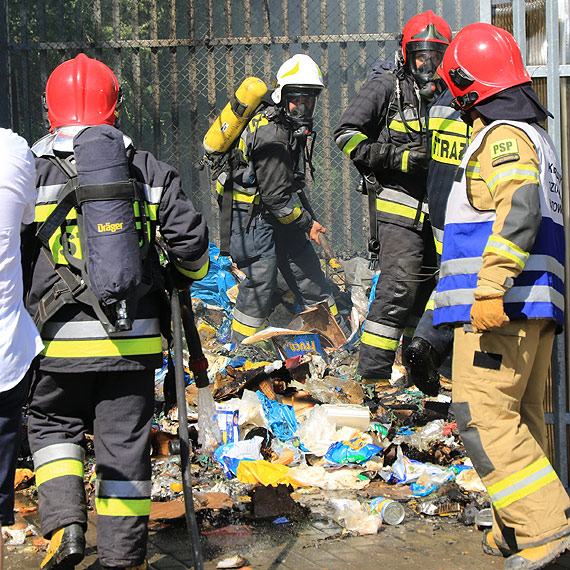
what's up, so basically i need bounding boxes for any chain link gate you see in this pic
[1,0,480,254]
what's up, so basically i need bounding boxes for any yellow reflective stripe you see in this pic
[215,183,259,204]
[377,198,425,222]
[329,303,338,316]
[35,203,58,222]
[238,136,247,158]
[428,117,470,136]
[361,331,399,351]
[279,205,301,224]
[143,203,158,221]
[465,160,480,178]
[389,119,421,132]
[488,457,557,510]
[232,318,264,337]
[233,189,260,204]
[434,236,443,255]
[342,133,368,157]
[36,459,84,487]
[485,164,540,194]
[401,150,409,173]
[42,337,162,358]
[425,298,435,311]
[484,235,529,269]
[175,261,209,281]
[95,497,151,517]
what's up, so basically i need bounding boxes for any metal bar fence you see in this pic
[4,0,570,482]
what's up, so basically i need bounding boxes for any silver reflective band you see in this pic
[33,442,85,469]
[43,318,161,340]
[96,479,152,498]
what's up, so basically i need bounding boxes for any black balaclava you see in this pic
[474,83,553,124]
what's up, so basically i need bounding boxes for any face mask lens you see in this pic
[284,90,318,125]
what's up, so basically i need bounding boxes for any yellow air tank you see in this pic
[203,77,268,155]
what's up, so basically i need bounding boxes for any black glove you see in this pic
[369,141,429,174]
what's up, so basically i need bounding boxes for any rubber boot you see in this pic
[40,524,85,570]
[504,535,570,570]
[403,337,441,396]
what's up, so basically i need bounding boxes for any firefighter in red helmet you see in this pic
[24,54,210,570]
[435,24,570,570]
[44,53,122,130]
[334,11,451,386]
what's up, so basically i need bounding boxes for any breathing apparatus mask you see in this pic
[282,87,321,134]
[407,43,447,100]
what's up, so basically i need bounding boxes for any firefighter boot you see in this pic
[504,535,570,570]
[403,337,441,396]
[40,524,85,570]
[482,530,516,557]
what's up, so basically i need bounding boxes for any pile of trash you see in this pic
[147,244,491,536]
[7,245,492,561]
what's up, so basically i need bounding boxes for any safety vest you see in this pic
[433,120,564,327]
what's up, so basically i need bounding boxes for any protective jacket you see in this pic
[219,106,340,342]
[25,126,210,373]
[439,117,570,552]
[426,89,471,254]
[409,89,470,365]
[217,105,314,232]
[434,119,564,327]
[335,69,434,380]
[334,71,428,228]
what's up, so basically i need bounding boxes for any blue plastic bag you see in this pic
[190,243,237,314]
[257,391,299,441]
[324,438,383,465]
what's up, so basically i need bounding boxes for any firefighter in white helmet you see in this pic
[222,54,350,343]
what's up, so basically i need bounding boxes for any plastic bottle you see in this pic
[367,496,405,525]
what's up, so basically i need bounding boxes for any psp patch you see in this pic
[490,138,519,160]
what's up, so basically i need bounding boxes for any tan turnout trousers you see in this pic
[452,319,570,551]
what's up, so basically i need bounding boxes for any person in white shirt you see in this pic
[0,128,44,570]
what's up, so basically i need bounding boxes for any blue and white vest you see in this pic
[433,120,564,327]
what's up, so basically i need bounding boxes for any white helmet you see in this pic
[271,54,324,104]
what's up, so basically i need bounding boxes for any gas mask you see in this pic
[407,46,446,96]
[282,88,320,131]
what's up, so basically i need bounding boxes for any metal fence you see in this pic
[3,0,570,482]
[1,0,479,253]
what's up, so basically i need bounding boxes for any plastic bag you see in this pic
[191,242,237,314]
[381,446,447,485]
[324,437,382,465]
[296,405,338,456]
[329,498,382,535]
[212,436,263,478]
[257,391,298,441]
[236,459,304,487]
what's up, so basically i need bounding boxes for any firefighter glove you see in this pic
[369,141,428,175]
[470,293,510,331]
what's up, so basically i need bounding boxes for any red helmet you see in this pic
[438,23,531,111]
[401,11,452,86]
[45,53,121,131]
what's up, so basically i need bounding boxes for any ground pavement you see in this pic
[5,506,570,570]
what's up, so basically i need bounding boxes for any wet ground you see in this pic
[6,502,570,570]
